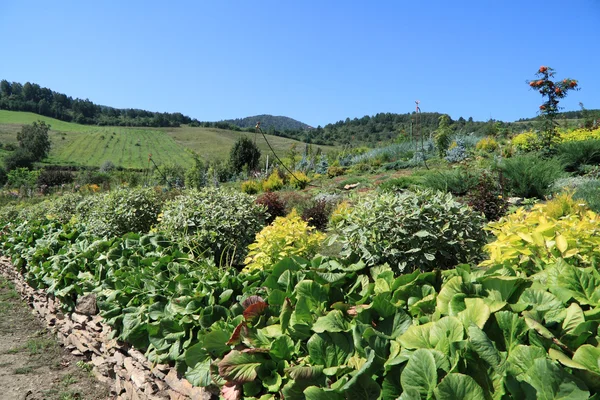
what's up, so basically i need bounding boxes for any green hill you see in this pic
[222,114,311,131]
[0,110,334,169]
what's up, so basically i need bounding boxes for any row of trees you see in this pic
[0,80,195,127]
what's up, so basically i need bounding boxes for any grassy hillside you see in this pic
[0,111,334,169]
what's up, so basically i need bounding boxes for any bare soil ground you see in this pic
[0,276,110,400]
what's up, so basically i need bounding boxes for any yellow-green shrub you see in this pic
[476,136,499,152]
[560,127,600,142]
[243,210,325,272]
[329,200,351,225]
[241,180,262,194]
[327,166,345,178]
[512,127,600,152]
[481,196,600,273]
[289,171,310,189]
[262,172,284,192]
[511,131,538,152]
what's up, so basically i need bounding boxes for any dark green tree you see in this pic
[17,120,51,161]
[229,136,261,174]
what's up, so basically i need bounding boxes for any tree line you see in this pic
[0,80,195,127]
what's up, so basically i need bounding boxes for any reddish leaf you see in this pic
[241,295,265,309]
[243,301,268,322]
[221,383,242,400]
[226,321,247,346]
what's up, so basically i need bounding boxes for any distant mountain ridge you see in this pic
[222,114,311,131]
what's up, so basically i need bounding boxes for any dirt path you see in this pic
[0,276,110,400]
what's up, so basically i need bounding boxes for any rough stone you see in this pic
[71,312,89,325]
[75,293,99,315]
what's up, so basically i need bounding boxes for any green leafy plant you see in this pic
[332,190,487,272]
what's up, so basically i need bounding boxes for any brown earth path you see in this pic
[0,276,110,400]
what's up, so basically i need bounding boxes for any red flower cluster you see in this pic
[539,66,548,73]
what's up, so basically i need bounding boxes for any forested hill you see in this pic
[313,112,495,144]
[222,115,311,131]
[0,80,195,127]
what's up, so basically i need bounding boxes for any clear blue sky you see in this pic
[1,0,598,126]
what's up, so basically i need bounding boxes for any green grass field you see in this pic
[0,110,335,169]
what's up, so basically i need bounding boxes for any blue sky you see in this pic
[1,0,598,126]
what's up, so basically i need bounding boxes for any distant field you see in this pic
[0,111,335,169]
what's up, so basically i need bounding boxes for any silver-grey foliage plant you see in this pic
[331,190,487,272]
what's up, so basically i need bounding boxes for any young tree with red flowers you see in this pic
[528,66,579,149]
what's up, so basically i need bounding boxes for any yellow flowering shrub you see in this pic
[481,195,600,273]
[243,210,325,272]
[476,136,499,152]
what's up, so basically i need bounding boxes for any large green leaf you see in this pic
[572,345,600,374]
[562,303,585,335]
[295,280,328,310]
[185,358,212,387]
[430,316,464,354]
[312,310,350,333]
[304,386,344,400]
[480,276,526,302]
[495,311,527,353]
[434,373,486,400]
[398,322,433,349]
[401,348,437,399]
[307,332,354,368]
[218,350,266,383]
[344,375,382,400]
[522,359,590,400]
[437,277,464,316]
[506,345,546,378]
[468,325,502,369]
[270,335,295,361]
[554,265,600,306]
[458,298,491,329]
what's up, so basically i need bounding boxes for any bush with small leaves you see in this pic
[255,192,286,224]
[79,187,162,237]
[333,190,487,272]
[262,172,284,192]
[466,172,507,221]
[241,180,262,194]
[301,199,332,231]
[244,210,325,272]
[158,188,266,265]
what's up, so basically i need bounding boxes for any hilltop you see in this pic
[222,114,311,131]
